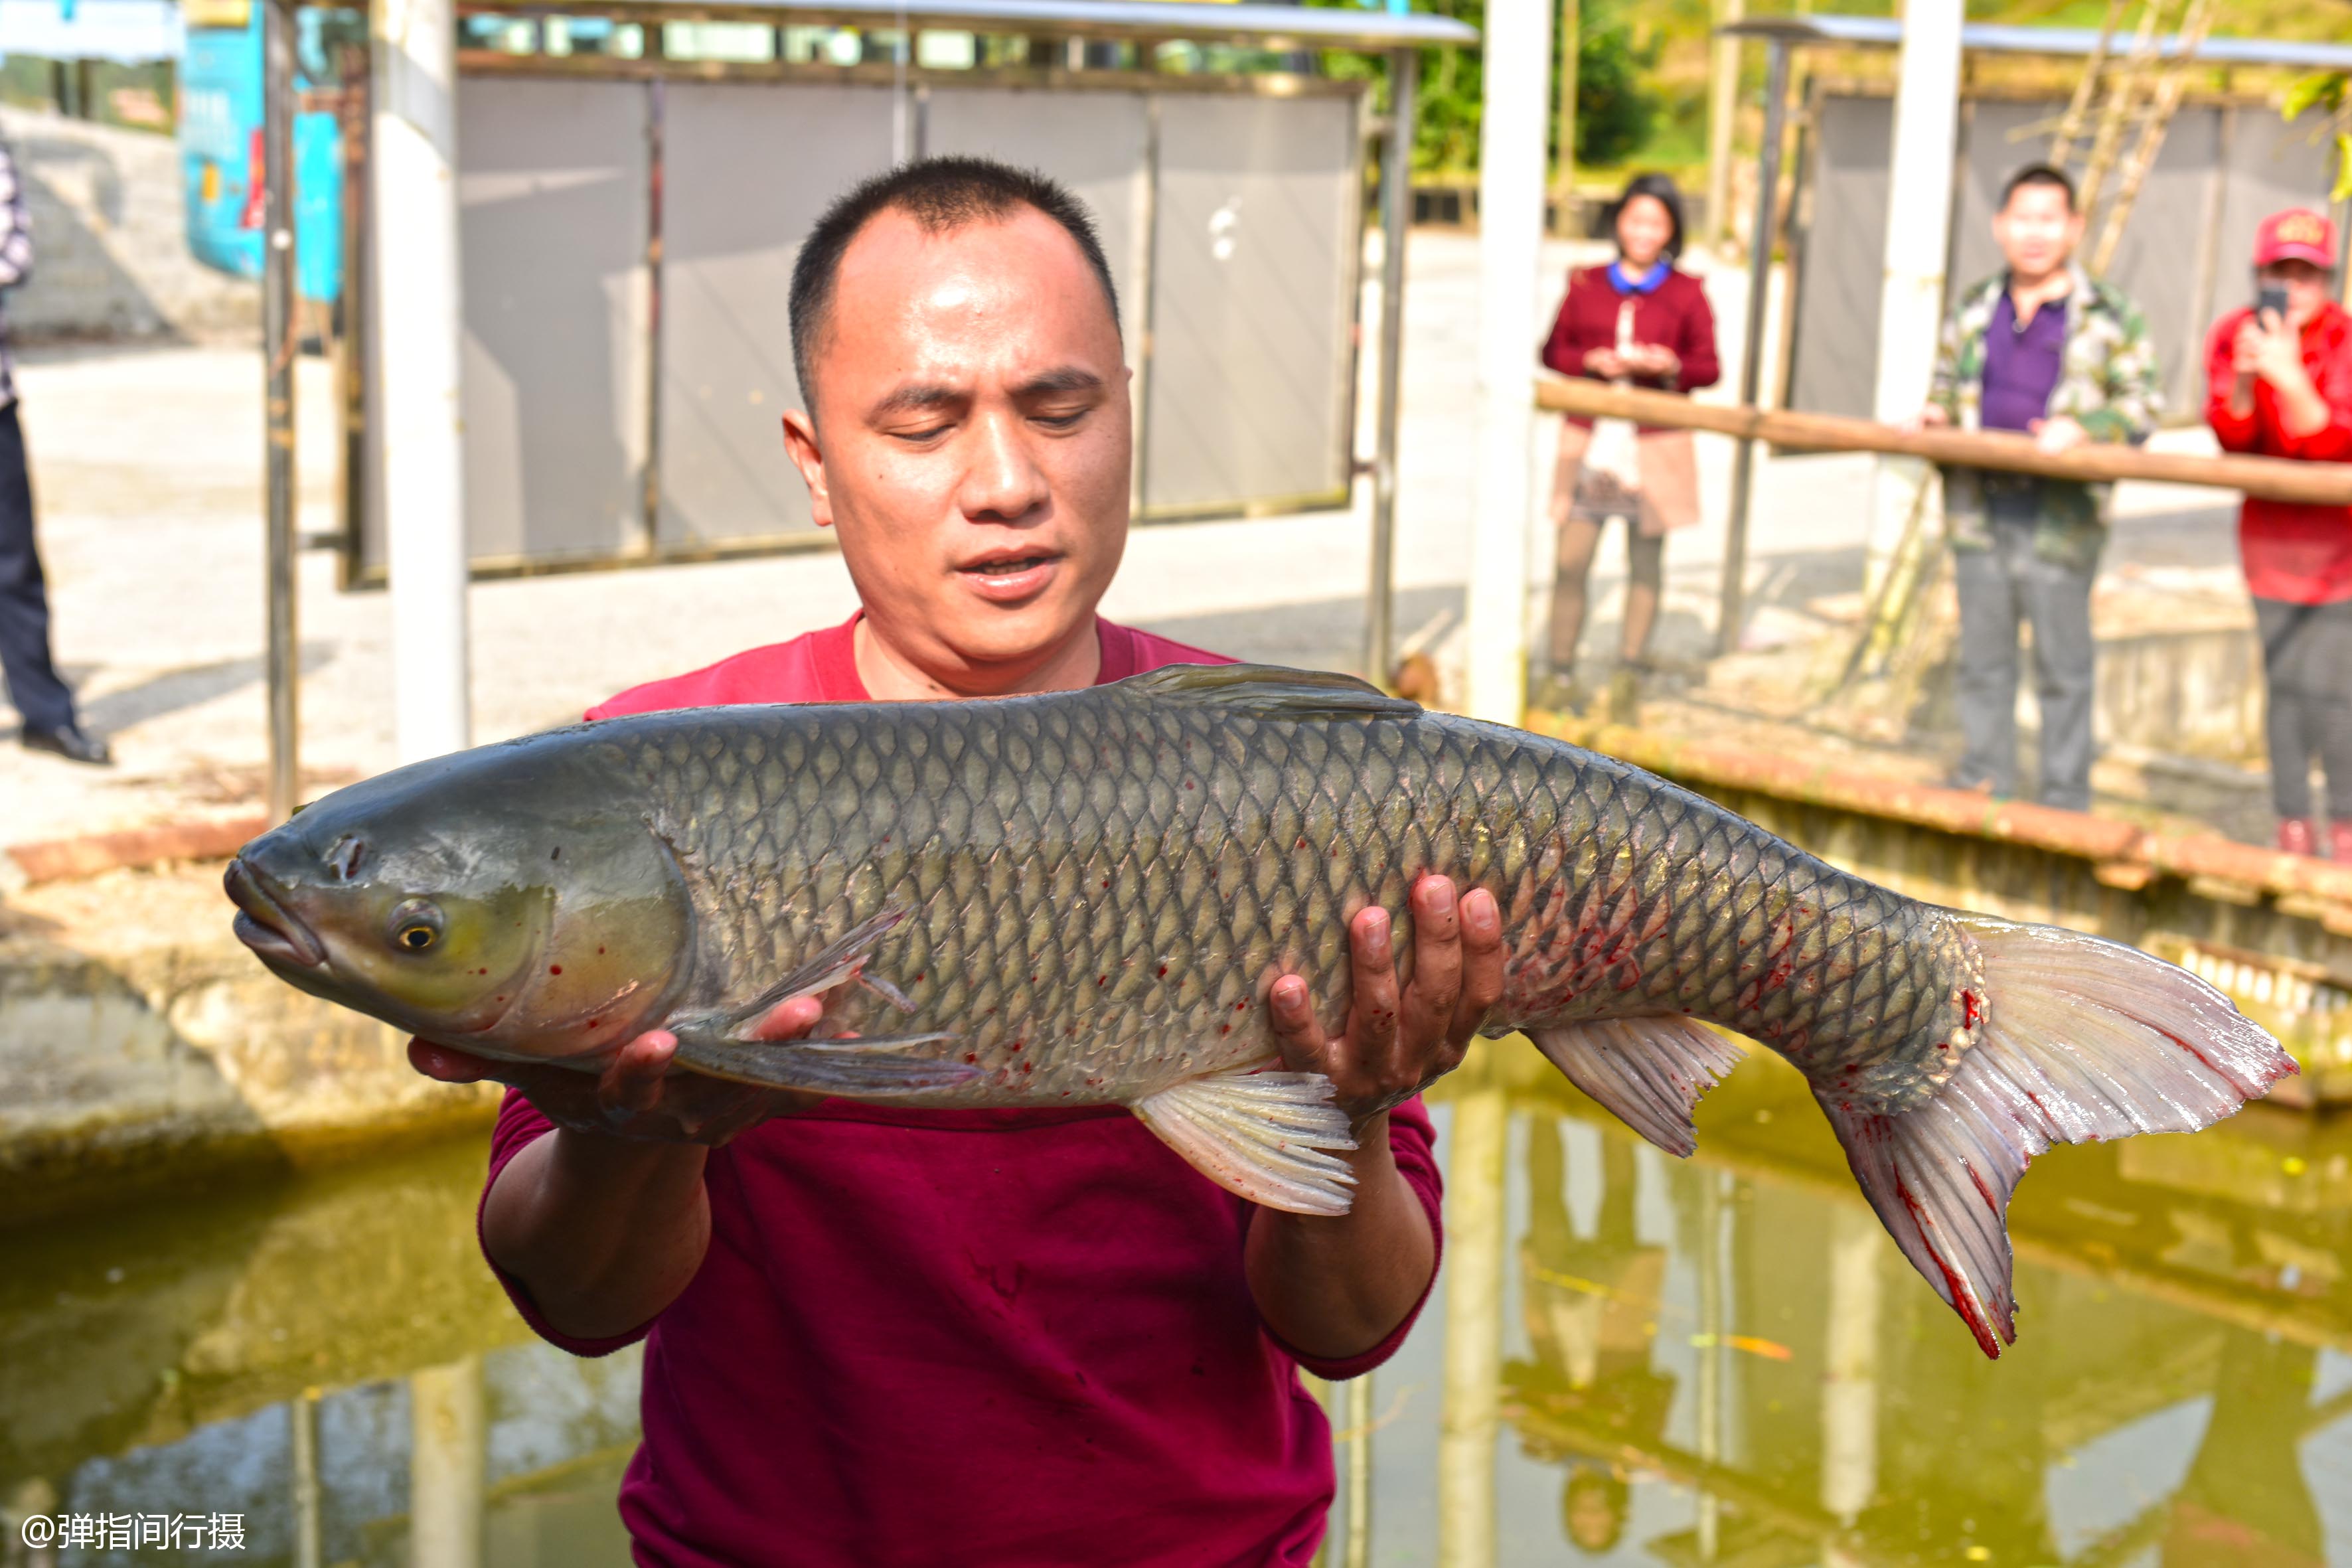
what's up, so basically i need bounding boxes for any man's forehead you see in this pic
[830,207,1109,335]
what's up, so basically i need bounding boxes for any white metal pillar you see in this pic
[1435,1066,1508,1568]
[1464,0,1556,725]
[1820,1206,1883,1526]
[1863,0,1962,595]
[374,0,472,763]
[410,1356,485,1568]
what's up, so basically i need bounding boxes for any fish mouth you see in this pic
[225,858,327,969]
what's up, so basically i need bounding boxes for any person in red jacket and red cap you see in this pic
[2204,208,2352,859]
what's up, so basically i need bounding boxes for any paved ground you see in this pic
[1,230,2253,848]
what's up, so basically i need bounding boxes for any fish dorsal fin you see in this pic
[1119,663,1422,722]
[1529,1016,1746,1158]
[1132,1067,1360,1214]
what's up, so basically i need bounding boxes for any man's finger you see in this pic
[598,1030,680,1119]
[408,1038,495,1083]
[1267,973,1331,1075]
[1399,876,1461,1048]
[1452,888,1506,1040]
[1345,904,1404,1063]
[744,994,825,1042]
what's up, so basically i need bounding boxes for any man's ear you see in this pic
[781,409,832,528]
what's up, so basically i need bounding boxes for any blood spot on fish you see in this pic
[913,973,925,982]
[1296,838,1308,849]
[1961,990,1982,1028]
[1219,1024,1232,1036]
[1184,780,1195,791]
[1099,975,1109,986]
[1235,1000,1247,1011]
[1102,879,1111,889]
[1010,1040,1024,1052]
[1020,1061,1033,1073]
[478,969,489,977]
[1158,965,1168,978]
[965,1054,979,1063]
[587,1019,601,1030]
[597,947,606,955]
[549,965,563,976]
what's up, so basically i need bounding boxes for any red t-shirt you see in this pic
[2203,300,2352,605]
[483,613,1444,1568]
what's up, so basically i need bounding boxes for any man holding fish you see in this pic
[226,160,2292,1565]
[423,159,1503,1565]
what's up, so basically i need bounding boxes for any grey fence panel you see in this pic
[919,84,1151,354]
[658,80,897,548]
[455,77,651,568]
[1784,94,1893,423]
[1141,91,1360,516]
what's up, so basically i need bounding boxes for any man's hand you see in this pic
[1901,404,1952,433]
[2029,414,2089,453]
[1266,875,1506,1127]
[410,994,828,1146]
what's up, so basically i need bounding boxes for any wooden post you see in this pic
[1437,1054,1509,1568]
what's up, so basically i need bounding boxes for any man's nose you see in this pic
[958,411,1052,522]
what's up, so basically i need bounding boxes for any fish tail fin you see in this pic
[1824,913,2295,1358]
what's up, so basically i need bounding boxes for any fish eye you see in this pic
[390,899,443,955]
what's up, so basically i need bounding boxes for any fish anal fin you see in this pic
[1528,1016,1745,1158]
[1119,663,1421,722]
[1133,1068,1360,1215]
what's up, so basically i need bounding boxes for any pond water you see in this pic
[3,1043,2347,1566]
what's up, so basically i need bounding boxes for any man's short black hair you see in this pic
[788,157,1121,414]
[1999,163,2077,213]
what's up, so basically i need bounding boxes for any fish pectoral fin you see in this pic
[1117,663,1422,722]
[1131,1068,1360,1216]
[672,1032,975,1097]
[718,906,914,1034]
[1528,1016,1747,1158]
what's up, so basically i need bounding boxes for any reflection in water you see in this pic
[0,1139,639,1566]
[5,1045,2352,1567]
[1470,1043,2352,1567]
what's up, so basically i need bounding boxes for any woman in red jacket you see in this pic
[2203,208,2352,859]
[1536,173,1720,720]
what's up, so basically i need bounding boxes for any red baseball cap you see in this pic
[2253,208,2339,269]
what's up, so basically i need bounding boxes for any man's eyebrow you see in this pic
[869,383,965,420]
[1014,368,1106,399]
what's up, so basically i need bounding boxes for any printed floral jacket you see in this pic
[1926,266,2163,571]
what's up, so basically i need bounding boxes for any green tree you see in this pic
[1569,3,1661,168]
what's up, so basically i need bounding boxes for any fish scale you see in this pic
[228,662,2293,1357]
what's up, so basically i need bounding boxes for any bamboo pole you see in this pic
[2089,0,2215,277]
[1437,1056,1509,1568]
[2076,0,2163,226]
[1534,376,2352,505]
[2048,0,2126,167]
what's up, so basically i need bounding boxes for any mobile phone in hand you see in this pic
[2257,283,2290,321]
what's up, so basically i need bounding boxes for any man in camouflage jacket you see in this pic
[1916,164,2161,811]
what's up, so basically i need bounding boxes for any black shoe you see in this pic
[21,724,112,765]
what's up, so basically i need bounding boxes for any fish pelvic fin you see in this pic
[1529,1016,1747,1158]
[1132,1067,1360,1215]
[672,1032,977,1097]
[1824,913,2296,1360]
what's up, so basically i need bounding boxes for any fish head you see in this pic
[225,742,693,1063]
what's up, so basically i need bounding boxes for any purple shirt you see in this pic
[1980,287,2069,433]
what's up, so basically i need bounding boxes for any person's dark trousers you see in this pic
[1950,504,2098,813]
[0,399,76,735]
[2254,597,2352,823]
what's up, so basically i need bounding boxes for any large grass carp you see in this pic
[226,664,2290,1356]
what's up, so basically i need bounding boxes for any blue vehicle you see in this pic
[179,0,356,305]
